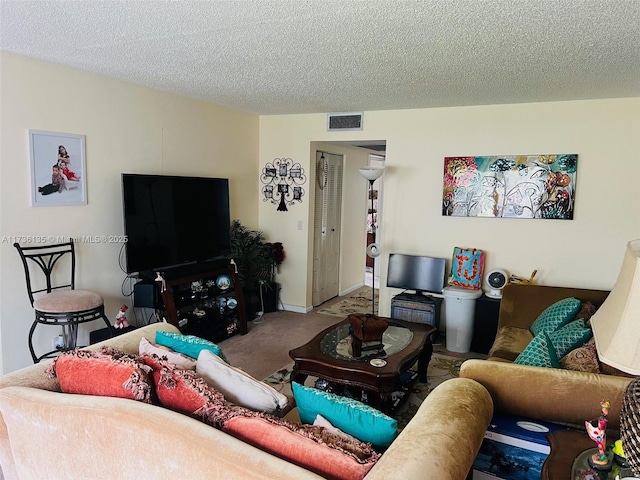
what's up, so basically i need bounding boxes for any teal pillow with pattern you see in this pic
[549,319,593,358]
[530,297,581,337]
[292,381,397,447]
[514,331,560,368]
[155,331,227,362]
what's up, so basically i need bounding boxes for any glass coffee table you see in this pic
[288,317,436,414]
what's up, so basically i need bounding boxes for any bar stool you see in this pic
[14,240,113,363]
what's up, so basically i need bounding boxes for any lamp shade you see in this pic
[358,166,385,181]
[591,239,640,375]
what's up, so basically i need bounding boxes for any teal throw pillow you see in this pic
[530,297,581,337]
[292,382,397,448]
[155,331,227,362]
[514,331,560,368]
[549,319,593,359]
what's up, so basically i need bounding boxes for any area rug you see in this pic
[263,352,464,432]
[316,286,379,317]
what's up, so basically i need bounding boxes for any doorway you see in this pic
[312,151,344,307]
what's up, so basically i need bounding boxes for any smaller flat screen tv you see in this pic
[386,253,447,295]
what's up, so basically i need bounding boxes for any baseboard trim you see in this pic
[339,282,365,297]
[279,303,312,314]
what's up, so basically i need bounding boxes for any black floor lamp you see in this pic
[359,166,385,316]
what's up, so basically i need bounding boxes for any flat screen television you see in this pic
[386,253,447,295]
[121,173,231,274]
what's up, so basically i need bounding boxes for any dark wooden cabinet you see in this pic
[156,263,247,343]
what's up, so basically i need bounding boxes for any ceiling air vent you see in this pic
[327,112,364,131]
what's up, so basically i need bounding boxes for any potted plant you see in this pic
[262,241,284,313]
[229,220,284,318]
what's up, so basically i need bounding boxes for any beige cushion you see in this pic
[487,326,534,361]
[34,290,103,313]
[196,349,288,414]
[138,337,196,370]
[313,414,359,442]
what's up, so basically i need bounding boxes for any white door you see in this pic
[312,151,343,306]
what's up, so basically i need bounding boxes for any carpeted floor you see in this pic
[263,352,464,431]
[217,287,485,435]
[218,287,485,381]
[316,285,378,317]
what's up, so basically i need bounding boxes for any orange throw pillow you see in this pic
[224,415,379,480]
[143,354,229,425]
[46,346,153,403]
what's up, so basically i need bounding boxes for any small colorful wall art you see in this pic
[449,247,485,290]
[442,154,578,219]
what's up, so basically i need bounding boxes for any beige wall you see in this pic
[258,117,374,311]
[259,98,640,315]
[2,51,639,374]
[0,52,259,373]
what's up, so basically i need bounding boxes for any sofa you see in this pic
[1,323,493,480]
[460,283,634,432]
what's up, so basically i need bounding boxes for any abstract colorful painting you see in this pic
[442,154,578,219]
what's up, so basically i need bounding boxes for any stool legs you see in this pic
[62,323,78,350]
[28,307,114,363]
[28,319,39,363]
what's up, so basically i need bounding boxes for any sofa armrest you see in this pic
[87,322,180,355]
[460,359,631,430]
[365,378,493,480]
[0,323,180,392]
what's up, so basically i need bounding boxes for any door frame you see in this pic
[308,141,386,309]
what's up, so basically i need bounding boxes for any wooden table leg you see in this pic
[290,366,308,387]
[417,339,433,382]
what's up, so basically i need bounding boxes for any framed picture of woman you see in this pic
[29,130,87,206]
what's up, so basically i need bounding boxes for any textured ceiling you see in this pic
[1,0,639,115]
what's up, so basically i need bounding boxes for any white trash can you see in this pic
[442,286,482,353]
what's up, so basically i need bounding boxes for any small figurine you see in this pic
[114,304,129,329]
[612,439,629,467]
[510,269,537,285]
[585,400,612,470]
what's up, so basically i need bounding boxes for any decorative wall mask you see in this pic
[261,157,306,211]
[442,154,578,219]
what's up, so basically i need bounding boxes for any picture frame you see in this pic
[29,130,87,206]
[442,154,578,220]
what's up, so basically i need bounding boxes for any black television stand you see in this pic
[402,290,436,298]
[157,258,231,281]
[390,292,443,333]
[155,261,247,343]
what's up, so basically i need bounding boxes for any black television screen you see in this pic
[386,253,447,294]
[122,173,231,274]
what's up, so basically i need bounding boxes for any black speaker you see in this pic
[261,282,280,313]
[134,282,159,308]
